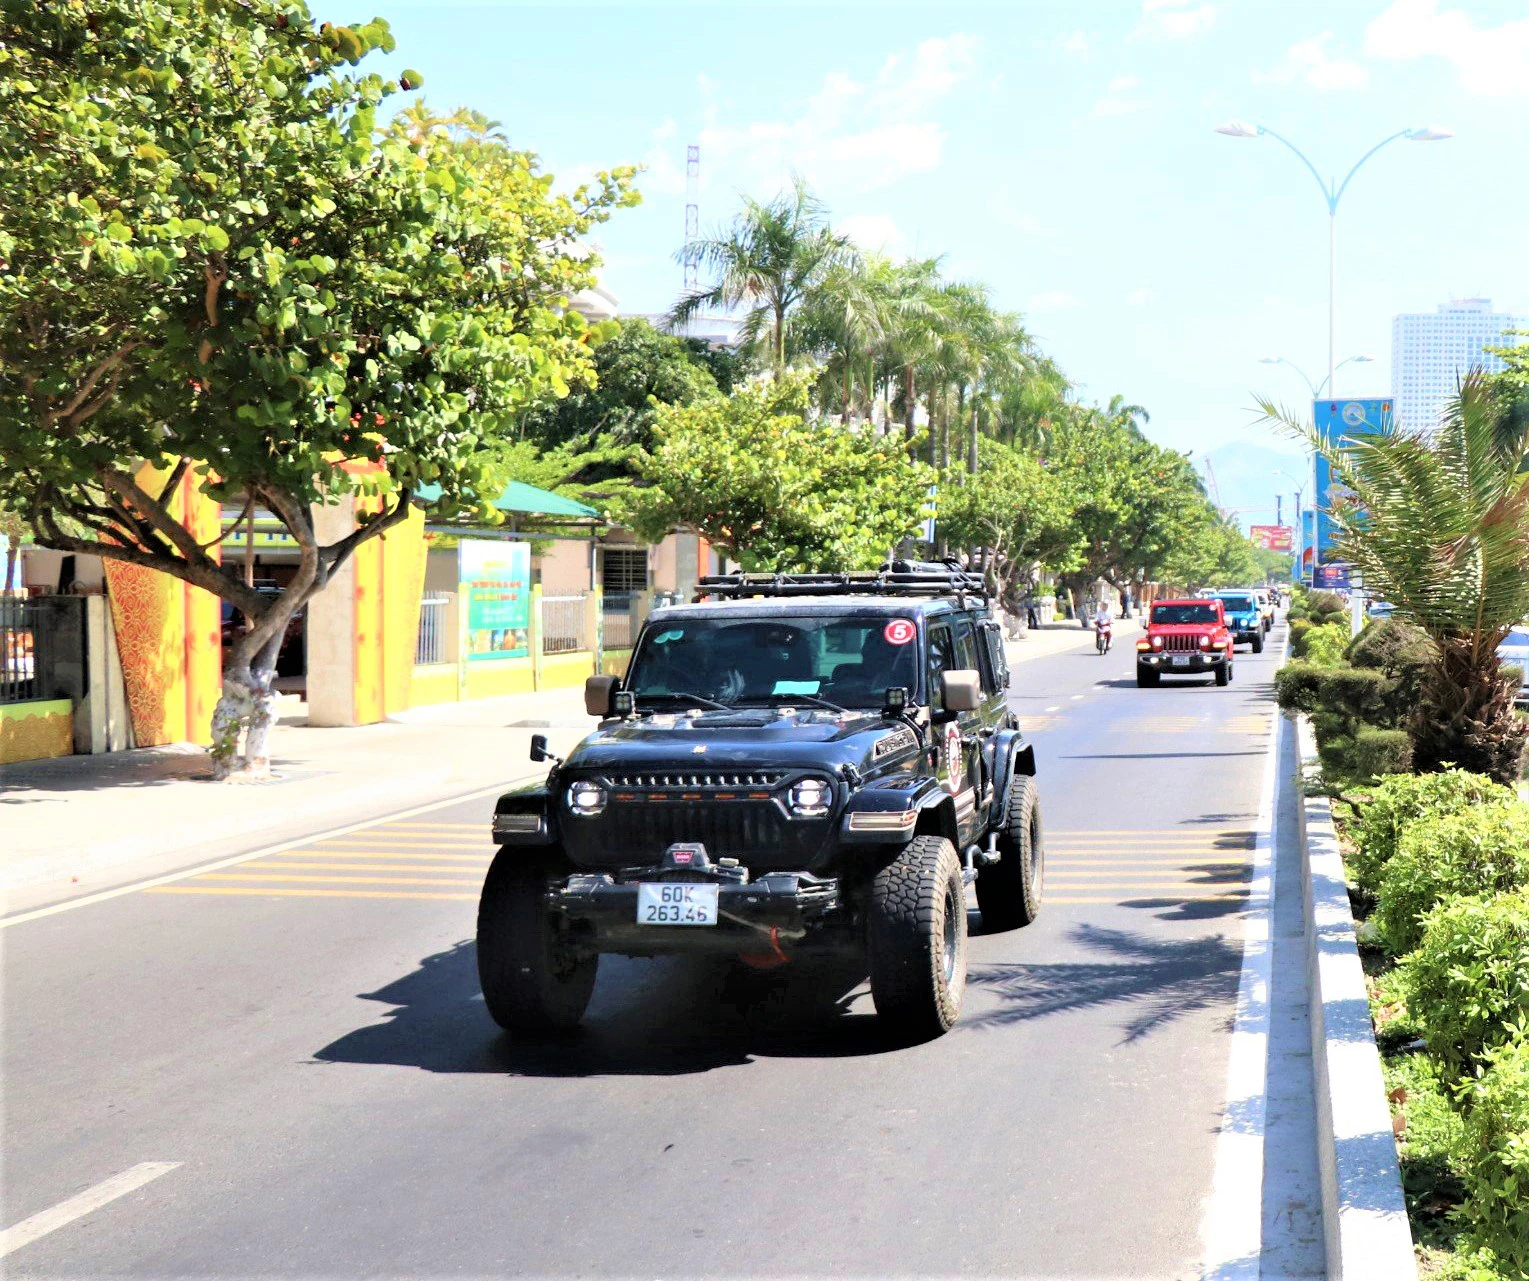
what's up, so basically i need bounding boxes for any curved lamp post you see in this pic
[1259,354,1374,400]
[1216,121,1452,396]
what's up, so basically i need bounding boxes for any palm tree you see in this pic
[671,176,850,378]
[1259,371,1529,782]
[795,251,889,424]
[1106,394,1150,436]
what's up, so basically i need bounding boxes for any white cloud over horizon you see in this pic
[1255,32,1370,91]
[1366,0,1529,99]
[1089,74,1147,118]
[1135,0,1216,41]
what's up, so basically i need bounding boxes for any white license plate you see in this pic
[1172,655,1191,666]
[636,882,719,926]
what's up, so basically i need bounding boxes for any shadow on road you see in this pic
[965,923,1241,1043]
[1060,750,1269,761]
[312,940,898,1077]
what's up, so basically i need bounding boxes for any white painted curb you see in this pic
[1296,714,1418,1281]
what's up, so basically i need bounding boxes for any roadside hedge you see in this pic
[1375,804,1529,955]
[1353,728,1413,781]
[1400,889,1529,1075]
[1454,1031,1529,1275]
[1349,770,1516,895]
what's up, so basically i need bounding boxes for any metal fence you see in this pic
[601,591,643,651]
[540,593,589,655]
[0,596,85,705]
[416,595,451,665]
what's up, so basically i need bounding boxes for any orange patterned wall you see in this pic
[103,463,222,747]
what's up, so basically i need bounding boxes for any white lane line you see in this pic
[1070,693,1085,700]
[0,1162,180,1259]
[1198,627,1288,1280]
[1045,705,1062,713]
[1,783,509,929]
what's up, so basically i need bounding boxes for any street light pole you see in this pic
[1259,354,1374,400]
[1275,468,1307,580]
[1216,121,1452,397]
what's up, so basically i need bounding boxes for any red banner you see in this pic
[1250,524,1294,551]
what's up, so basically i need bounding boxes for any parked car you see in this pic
[480,562,1044,1041]
[1500,624,1529,708]
[1210,591,1264,652]
[1136,598,1235,687]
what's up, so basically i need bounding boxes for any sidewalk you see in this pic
[1,615,1134,902]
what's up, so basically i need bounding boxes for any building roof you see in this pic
[413,480,600,520]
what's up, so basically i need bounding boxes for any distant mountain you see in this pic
[1197,440,1310,534]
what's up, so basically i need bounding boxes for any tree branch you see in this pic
[43,341,143,432]
[318,489,414,583]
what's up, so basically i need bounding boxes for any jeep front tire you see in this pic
[977,775,1044,931]
[477,846,597,1034]
[866,835,967,1040]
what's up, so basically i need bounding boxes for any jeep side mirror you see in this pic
[584,674,618,718]
[940,669,983,713]
[529,733,550,762]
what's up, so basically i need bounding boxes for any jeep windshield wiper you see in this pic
[638,691,732,711]
[746,693,848,714]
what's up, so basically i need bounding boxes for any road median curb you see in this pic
[1295,713,1417,1281]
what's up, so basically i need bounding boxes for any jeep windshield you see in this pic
[1217,595,1256,614]
[1151,603,1219,625]
[625,615,921,708]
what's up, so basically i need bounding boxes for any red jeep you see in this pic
[1136,598,1235,688]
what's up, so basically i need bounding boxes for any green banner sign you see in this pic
[460,539,531,661]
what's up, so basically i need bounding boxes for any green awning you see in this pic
[413,479,600,520]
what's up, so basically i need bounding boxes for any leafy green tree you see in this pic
[1260,370,1529,782]
[623,375,933,571]
[0,3,635,774]
[672,176,849,376]
[517,318,717,455]
[936,439,1079,608]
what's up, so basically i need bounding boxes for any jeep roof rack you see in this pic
[693,560,988,605]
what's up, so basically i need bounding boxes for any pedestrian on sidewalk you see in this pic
[1024,591,1040,630]
[1121,587,1132,619]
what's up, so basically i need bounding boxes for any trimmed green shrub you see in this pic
[1274,661,1324,713]
[1304,622,1351,667]
[1376,804,1529,955]
[1308,590,1348,625]
[1349,770,1516,894]
[1400,889,1529,1073]
[1353,727,1413,780]
[1288,615,1313,648]
[1347,617,1431,671]
[1318,666,1394,723]
[1453,1030,1529,1275]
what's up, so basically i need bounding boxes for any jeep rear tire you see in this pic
[1251,633,1264,654]
[977,775,1044,932]
[477,846,597,1034]
[866,835,967,1040]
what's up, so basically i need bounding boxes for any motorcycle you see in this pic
[1095,617,1113,654]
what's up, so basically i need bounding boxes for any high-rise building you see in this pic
[1391,298,1526,433]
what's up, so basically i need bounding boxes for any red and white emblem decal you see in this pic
[883,618,916,646]
[944,721,964,793]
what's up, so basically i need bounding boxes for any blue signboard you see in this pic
[1312,398,1392,566]
[1299,508,1316,583]
[1314,563,1351,591]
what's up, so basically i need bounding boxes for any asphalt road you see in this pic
[4,621,1284,1280]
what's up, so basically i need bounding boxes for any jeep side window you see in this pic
[952,617,980,675]
[926,623,954,712]
[977,621,1007,693]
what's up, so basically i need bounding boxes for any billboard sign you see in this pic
[1313,562,1352,591]
[1300,509,1317,582]
[1249,524,1293,552]
[459,538,531,661]
[1313,398,1392,565]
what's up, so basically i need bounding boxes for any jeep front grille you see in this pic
[605,770,786,791]
[1163,634,1201,652]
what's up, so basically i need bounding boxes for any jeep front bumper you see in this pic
[1137,651,1227,673]
[551,867,843,956]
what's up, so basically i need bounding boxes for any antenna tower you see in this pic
[683,144,700,293]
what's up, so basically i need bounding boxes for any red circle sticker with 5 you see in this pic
[883,619,916,645]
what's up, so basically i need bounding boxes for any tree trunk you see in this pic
[968,402,980,475]
[1411,637,1529,783]
[903,364,916,457]
[3,544,15,594]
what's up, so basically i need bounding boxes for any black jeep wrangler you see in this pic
[478,564,1044,1041]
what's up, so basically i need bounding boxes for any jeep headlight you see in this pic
[568,780,608,817]
[787,777,833,818]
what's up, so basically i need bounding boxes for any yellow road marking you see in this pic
[310,837,491,849]
[147,886,477,901]
[195,871,481,887]
[241,860,490,874]
[369,822,486,830]
[270,850,491,863]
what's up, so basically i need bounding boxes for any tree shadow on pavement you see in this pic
[965,923,1241,1043]
[312,940,897,1077]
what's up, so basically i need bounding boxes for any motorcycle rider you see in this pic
[1093,597,1113,651]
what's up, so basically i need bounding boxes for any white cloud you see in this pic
[1365,0,1529,98]
[635,118,687,197]
[838,213,906,255]
[1062,30,1091,57]
[1255,33,1370,91]
[699,34,980,196]
[1089,74,1147,118]
[1135,0,1216,40]
[1125,287,1157,307]
[1026,290,1079,312]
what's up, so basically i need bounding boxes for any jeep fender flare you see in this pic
[491,779,559,846]
[990,730,1035,821]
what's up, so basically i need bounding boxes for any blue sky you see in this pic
[327,0,1528,524]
